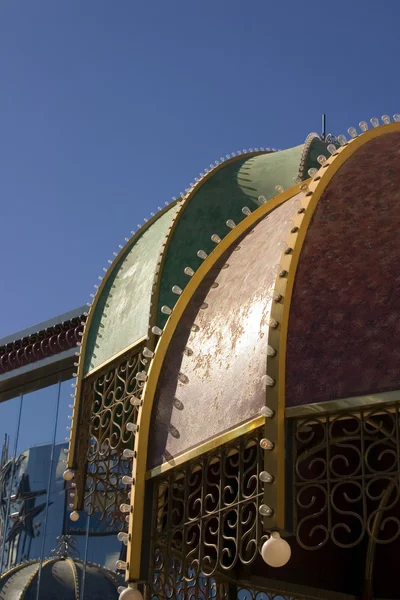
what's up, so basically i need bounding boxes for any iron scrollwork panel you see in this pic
[150,429,265,598]
[236,588,317,600]
[82,346,145,530]
[293,405,400,550]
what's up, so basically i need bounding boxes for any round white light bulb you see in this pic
[63,469,75,481]
[69,511,79,522]
[261,531,291,567]
[347,127,357,138]
[119,587,143,600]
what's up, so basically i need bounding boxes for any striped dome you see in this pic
[0,557,122,600]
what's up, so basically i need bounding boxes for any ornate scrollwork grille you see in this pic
[151,568,227,600]
[81,345,145,530]
[236,587,319,600]
[149,428,265,598]
[292,404,400,550]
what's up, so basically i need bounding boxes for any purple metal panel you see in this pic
[148,196,299,469]
[286,132,400,407]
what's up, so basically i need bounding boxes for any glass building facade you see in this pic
[0,310,122,585]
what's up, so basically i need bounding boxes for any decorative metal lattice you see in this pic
[83,346,145,530]
[149,578,320,600]
[150,428,264,598]
[151,567,227,600]
[52,535,80,559]
[236,587,320,600]
[292,404,400,550]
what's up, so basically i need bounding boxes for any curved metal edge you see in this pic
[297,132,321,181]
[101,564,123,589]
[147,151,271,346]
[66,203,177,476]
[0,559,38,583]
[146,415,265,480]
[67,151,269,481]
[285,390,400,418]
[125,181,305,582]
[19,558,57,600]
[268,121,400,531]
[66,557,80,600]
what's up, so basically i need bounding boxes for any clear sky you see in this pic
[1,0,400,337]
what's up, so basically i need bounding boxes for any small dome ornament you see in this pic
[261,531,291,568]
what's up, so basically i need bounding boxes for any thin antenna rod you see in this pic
[321,114,326,140]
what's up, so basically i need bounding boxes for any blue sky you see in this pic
[1,0,400,337]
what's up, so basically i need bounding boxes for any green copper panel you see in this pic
[304,137,334,176]
[84,207,177,374]
[157,146,304,328]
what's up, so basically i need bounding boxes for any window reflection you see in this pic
[0,379,124,581]
[55,379,75,445]
[17,384,57,454]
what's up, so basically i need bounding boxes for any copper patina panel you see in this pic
[148,196,299,469]
[286,132,400,406]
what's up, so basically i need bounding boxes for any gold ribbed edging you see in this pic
[67,150,268,485]
[285,390,400,418]
[146,415,265,479]
[19,558,57,600]
[147,151,271,339]
[66,558,80,600]
[266,121,400,531]
[126,181,305,581]
[67,203,175,476]
[0,560,38,583]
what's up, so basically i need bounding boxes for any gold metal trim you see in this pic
[285,390,400,418]
[20,558,56,600]
[0,560,38,582]
[67,202,177,472]
[69,151,269,474]
[147,150,271,336]
[82,335,148,378]
[126,181,304,581]
[273,121,400,529]
[66,557,80,600]
[146,415,265,479]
